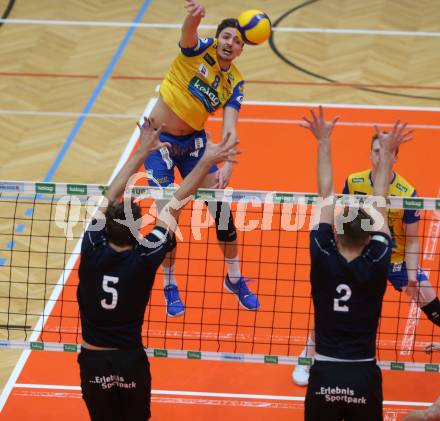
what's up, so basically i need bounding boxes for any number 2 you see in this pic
[101,275,119,310]
[333,284,351,312]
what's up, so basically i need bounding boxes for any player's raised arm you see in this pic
[99,118,169,213]
[180,0,206,49]
[372,120,413,235]
[300,106,339,225]
[216,106,239,188]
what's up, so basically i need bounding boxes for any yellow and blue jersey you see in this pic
[160,37,244,130]
[343,169,420,263]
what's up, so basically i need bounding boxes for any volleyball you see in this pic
[237,9,272,45]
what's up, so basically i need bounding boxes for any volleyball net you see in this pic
[0,181,439,373]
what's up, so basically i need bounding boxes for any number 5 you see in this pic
[333,284,351,312]
[101,275,119,310]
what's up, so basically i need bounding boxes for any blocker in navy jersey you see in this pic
[310,223,391,360]
[77,220,171,349]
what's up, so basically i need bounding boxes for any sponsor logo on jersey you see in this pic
[353,191,367,195]
[155,176,170,185]
[352,177,364,183]
[198,64,209,79]
[194,137,204,150]
[317,387,367,405]
[236,95,244,104]
[91,374,137,390]
[211,75,220,90]
[396,183,408,192]
[188,77,221,112]
[203,53,216,66]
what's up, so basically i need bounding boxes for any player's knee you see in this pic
[167,235,177,252]
[216,220,237,242]
[421,297,440,327]
[206,201,237,242]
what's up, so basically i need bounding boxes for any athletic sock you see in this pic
[225,256,241,284]
[163,264,177,288]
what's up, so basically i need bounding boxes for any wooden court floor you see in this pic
[0,0,439,419]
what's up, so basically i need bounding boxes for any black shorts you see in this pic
[78,348,151,421]
[305,360,383,421]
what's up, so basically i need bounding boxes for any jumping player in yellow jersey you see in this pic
[293,128,440,387]
[145,0,259,316]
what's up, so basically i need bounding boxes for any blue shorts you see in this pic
[388,261,428,292]
[144,130,217,187]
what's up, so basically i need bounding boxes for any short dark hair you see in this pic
[336,207,373,247]
[216,18,238,38]
[371,132,399,156]
[105,200,142,247]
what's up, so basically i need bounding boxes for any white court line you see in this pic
[246,100,440,112]
[6,392,423,414]
[0,99,157,413]
[209,117,440,130]
[3,100,440,116]
[1,19,440,37]
[2,110,440,130]
[13,384,433,407]
[0,110,138,119]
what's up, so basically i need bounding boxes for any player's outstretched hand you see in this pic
[203,131,240,165]
[374,120,413,154]
[185,0,206,18]
[136,117,171,156]
[299,105,339,143]
[215,164,233,189]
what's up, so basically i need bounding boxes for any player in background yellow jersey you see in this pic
[293,125,440,387]
[144,0,259,316]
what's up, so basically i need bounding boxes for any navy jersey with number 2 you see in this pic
[310,224,391,360]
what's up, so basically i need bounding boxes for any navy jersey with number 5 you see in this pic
[77,220,171,349]
[310,224,391,360]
